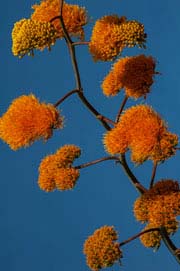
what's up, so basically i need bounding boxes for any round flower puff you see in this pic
[38,145,81,192]
[102,55,157,98]
[83,226,122,271]
[89,15,146,61]
[134,180,180,248]
[31,0,88,40]
[0,94,63,150]
[12,18,57,57]
[103,105,178,164]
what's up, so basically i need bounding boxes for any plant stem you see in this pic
[75,156,120,169]
[115,95,128,123]
[120,154,147,194]
[55,2,111,130]
[160,227,180,264]
[149,162,157,188]
[54,89,79,107]
[72,41,90,46]
[119,227,159,247]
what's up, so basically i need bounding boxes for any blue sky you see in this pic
[2,0,180,270]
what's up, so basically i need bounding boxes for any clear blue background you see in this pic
[2,0,180,270]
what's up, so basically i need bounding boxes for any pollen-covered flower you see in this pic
[12,18,57,57]
[38,145,81,192]
[89,15,146,61]
[134,179,180,248]
[83,226,122,271]
[102,55,157,98]
[103,105,178,164]
[140,224,161,249]
[55,167,80,190]
[31,0,88,40]
[0,94,63,150]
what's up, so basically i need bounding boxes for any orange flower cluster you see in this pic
[102,55,157,98]
[38,145,81,191]
[134,180,180,248]
[0,94,63,150]
[104,105,178,164]
[31,0,88,40]
[89,15,146,61]
[12,18,57,57]
[83,226,122,271]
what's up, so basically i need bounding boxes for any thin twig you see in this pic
[72,41,90,46]
[56,5,111,130]
[115,95,128,123]
[119,227,160,247]
[96,115,116,126]
[149,162,157,188]
[160,227,180,264]
[75,156,120,169]
[53,89,79,107]
[120,154,147,194]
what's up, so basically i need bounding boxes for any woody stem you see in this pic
[119,227,159,247]
[149,162,157,188]
[115,95,128,123]
[75,156,121,169]
[120,154,147,194]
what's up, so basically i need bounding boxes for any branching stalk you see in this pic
[149,162,157,188]
[54,89,79,107]
[116,95,128,123]
[120,154,147,194]
[119,227,160,247]
[160,227,180,264]
[75,156,121,169]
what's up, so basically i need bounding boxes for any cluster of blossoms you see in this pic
[89,15,146,61]
[0,94,63,150]
[12,19,57,57]
[38,145,81,191]
[104,105,178,164]
[83,226,122,271]
[31,0,88,40]
[12,0,88,57]
[102,55,157,99]
[134,180,180,248]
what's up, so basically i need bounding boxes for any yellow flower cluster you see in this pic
[83,226,122,271]
[102,55,156,98]
[89,15,146,61]
[134,180,180,248]
[38,145,81,192]
[31,0,88,40]
[103,105,178,164]
[0,94,63,150]
[12,18,57,57]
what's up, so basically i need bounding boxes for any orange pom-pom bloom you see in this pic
[38,145,81,192]
[89,15,146,61]
[104,105,178,164]
[0,94,63,150]
[12,18,57,57]
[102,55,157,98]
[83,226,122,271]
[31,0,88,40]
[134,180,180,244]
